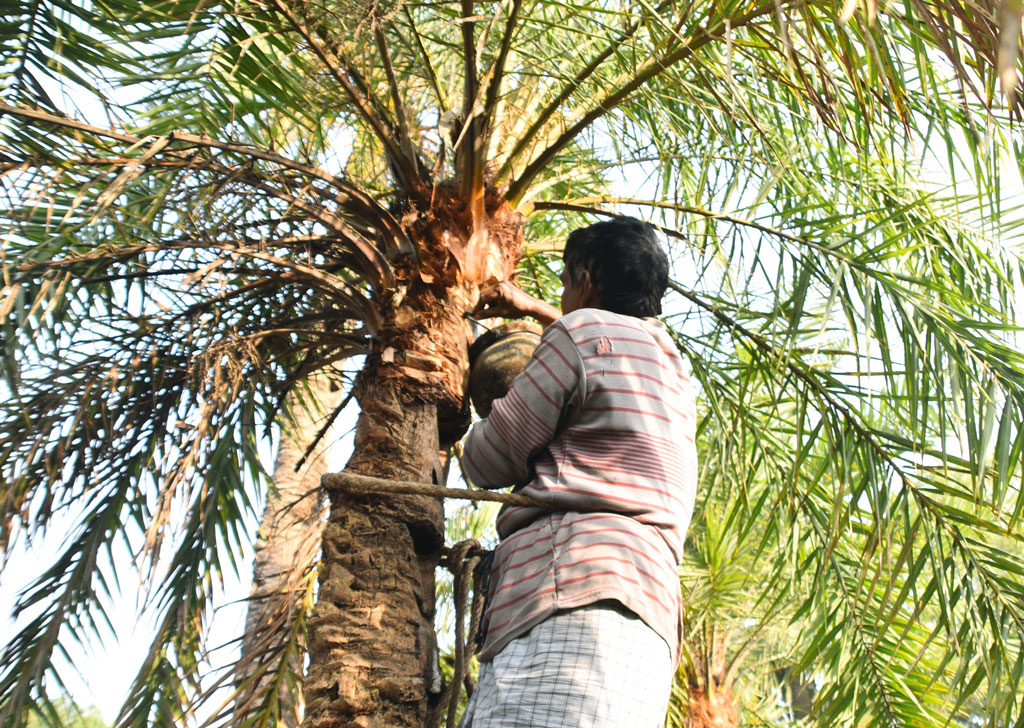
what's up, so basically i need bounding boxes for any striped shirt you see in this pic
[463,307,698,664]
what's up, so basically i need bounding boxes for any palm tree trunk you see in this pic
[302,291,470,728]
[303,383,448,728]
[685,624,740,728]
[236,373,347,727]
[301,196,522,727]
[685,685,739,728]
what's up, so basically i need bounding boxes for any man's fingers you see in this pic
[473,281,537,320]
[472,296,498,316]
[473,284,509,315]
[475,302,510,318]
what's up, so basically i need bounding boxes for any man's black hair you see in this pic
[563,216,669,318]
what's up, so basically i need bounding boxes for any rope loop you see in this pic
[321,470,552,509]
[440,539,490,728]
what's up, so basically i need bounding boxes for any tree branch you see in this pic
[458,0,482,202]
[322,471,552,509]
[374,22,419,168]
[263,0,424,197]
[0,100,407,245]
[506,1,780,204]
[480,0,523,167]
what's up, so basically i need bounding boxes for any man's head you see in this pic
[561,216,669,318]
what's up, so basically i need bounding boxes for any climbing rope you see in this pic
[439,539,488,728]
[321,470,552,509]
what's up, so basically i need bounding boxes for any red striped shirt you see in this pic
[464,308,698,665]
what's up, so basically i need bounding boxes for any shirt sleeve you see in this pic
[463,321,583,489]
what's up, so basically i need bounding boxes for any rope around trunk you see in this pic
[321,470,552,509]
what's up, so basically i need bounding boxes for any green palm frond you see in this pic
[651,159,1024,722]
[0,100,381,724]
[1,0,134,111]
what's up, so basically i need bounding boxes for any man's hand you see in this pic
[473,281,560,326]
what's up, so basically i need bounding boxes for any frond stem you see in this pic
[532,198,856,263]
[0,101,405,242]
[506,1,781,204]
[374,23,419,167]
[459,0,481,203]
[480,0,524,161]
[401,6,447,113]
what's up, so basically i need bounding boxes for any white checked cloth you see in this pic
[458,602,674,728]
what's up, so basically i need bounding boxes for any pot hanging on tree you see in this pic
[468,321,543,417]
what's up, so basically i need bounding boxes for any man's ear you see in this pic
[579,269,601,308]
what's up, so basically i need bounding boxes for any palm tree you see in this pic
[1,0,1023,727]
[24,695,108,728]
[234,371,349,728]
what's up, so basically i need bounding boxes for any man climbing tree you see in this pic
[462,217,698,726]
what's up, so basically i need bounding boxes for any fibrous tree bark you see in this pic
[236,372,348,727]
[302,193,523,727]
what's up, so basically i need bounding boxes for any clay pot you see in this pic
[468,321,543,417]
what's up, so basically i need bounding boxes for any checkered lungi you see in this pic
[458,602,674,728]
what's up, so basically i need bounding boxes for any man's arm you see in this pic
[463,321,581,489]
[473,281,560,327]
